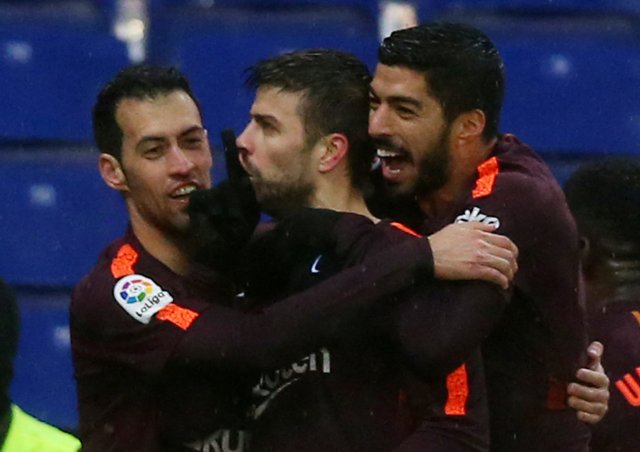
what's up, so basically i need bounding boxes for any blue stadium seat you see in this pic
[152,0,375,12]
[410,0,640,157]
[421,0,640,18]
[476,16,640,155]
[148,4,379,153]
[10,288,77,431]
[0,149,128,287]
[0,2,129,142]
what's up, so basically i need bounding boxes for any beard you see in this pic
[253,175,314,219]
[373,125,451,213]
[413,128,451,198]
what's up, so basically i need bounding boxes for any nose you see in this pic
[167,145,196,175]
[236,123,253,155]
[368,104,391,138]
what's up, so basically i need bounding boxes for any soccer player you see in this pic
[71,64,516,451]
[368,22,608,451]
[565,158,640,451]
[221,48,516,451]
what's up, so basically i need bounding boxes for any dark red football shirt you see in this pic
[244,215,508,451]
[418,135,591,451]
[588,300,640,452]
[71,224,434,451]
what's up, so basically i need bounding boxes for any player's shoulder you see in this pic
[71,234,176,327]
[591,302,640,372]
[493,134,558,192]
[591,302,640,341]
[72,236,126,304]
[475,136,565,214]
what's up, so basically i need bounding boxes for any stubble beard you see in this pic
[382,128,451,203]
[255,176,314,219]
[413,131,451,199]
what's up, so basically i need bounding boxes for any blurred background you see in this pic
[1,0,639,433]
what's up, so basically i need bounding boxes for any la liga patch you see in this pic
[113,274,174,324]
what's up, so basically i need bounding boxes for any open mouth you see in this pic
[170,184,198,199]
[376,148,411,177]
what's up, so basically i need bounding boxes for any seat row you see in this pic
[1,0,639,155]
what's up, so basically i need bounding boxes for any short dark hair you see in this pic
[0,278,19,411]
[93,65,202,161]
[246,49,374,190]
[565,158,640,250]
[379,22,504,140]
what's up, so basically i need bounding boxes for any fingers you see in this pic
[566,345,610,425]
[481,231,519,260]
[468,229,518,286]
[457,221,495,232]
[429,221,519,287]
[567,375,610,424]
[575,367,610,391]
[475,266,509,290]
[586,341,604,368]
[573,406,606,424]
[221,128,246,182]
[450,222,520,263]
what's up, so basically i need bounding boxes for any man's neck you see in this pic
[130,221,190,275]
[311,176,377,222]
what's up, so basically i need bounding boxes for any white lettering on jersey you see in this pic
[455,206,501,228]
[113,274,174,324]
[310,254,323,274]
[251,348,331,419]
[186,429,249,452]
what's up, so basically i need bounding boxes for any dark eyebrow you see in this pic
[179,125,206,137]
[387,95,423,109]
[369,87,422,109]
[136,125,205,149]
[136,135,165,150]
[252,113,281,126]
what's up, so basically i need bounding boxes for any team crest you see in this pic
[113,274,174,324]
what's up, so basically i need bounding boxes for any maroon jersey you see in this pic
[71,224,434,451]
[244,216,508,451]
[589,300,640,452]
[419,135,590,451]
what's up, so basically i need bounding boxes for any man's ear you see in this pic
[99,153,128,192]
[318,133,349,174]
[453,109,486,143]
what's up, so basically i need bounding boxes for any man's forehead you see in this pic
[116,92,202,139]
[371,64,428,93]
[253,86,304,114]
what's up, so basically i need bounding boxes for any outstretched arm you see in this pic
[170,235,433,373]
[566,341,610,424]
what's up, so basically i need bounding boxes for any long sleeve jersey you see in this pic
[70,224,434,451]
[417,135,590,452]
[242,214,509,451]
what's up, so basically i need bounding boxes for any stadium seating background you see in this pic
[1,0,638,432]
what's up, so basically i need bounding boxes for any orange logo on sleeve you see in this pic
[445,364,469,415]
[111,244,139,278]
[472,156,499,199]
[156,303,200,331]
[615,367,640,407]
